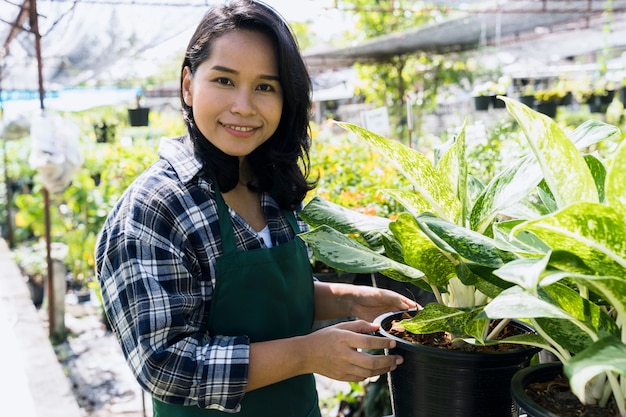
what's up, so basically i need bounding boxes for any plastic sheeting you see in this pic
[28,113,83,193]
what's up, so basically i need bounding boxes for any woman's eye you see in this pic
[215,77,233,86]
[257,84,274,92]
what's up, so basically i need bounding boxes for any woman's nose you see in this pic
[230,90,257,116]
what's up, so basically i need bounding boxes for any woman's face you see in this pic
[182,29,283,158]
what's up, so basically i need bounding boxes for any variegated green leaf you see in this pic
[565,336,626,404]
[397,303,488,341]
[435,140,458,196]
[415,212,515,268]
[470,154,542,233]
[483,285,573,320]
[456,122,469,228]
[471,116,617,233]
[382,189,431,217]
[499,198,551,221]
[501,96,599,208]
[337,122,461,222]
[583,154,607,203]
[541,283,619,341]
[299,225,425,283]
[541,271,626,334]
[301,196,391,251]
[534,317,595,354]
[482,286,595,354]
[568,119,621,149]
[492,255,550,290]
[301,196,390,233]
[606,137,626,216]
[391,213,457,287]
[513,202,626,276]
[492,219,550,255]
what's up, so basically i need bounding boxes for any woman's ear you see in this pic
[182,66,193,106]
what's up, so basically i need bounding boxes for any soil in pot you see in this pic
[378,310,541,417]
[513,363,620,417]
[388,310,534,353]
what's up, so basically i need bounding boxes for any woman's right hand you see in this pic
[303,320,403,382]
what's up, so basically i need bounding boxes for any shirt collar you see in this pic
[158,135,203,184]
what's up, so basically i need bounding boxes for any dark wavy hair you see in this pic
[180,0,316,210]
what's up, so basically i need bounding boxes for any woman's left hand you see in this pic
[349,284,419,322]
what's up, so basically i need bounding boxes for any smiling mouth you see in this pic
[222,123,256,132]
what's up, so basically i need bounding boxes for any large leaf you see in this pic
[568,119,621,149]
[541,282,619,342]
[382,189,432,217]
[470,153,542,233]
[415,212,515,268]
[470,115,617,233]
[482,286,595,353]
[513,202,626,277]
[565,336,626,404]
[606,136,626,217]
[501,96,599,208]
[583,154,607,203]
[397,303,488,341]
[299,225,425,283]
[541,270,626,335]
[391,213,457,287]
[337,122,461,222]
[492,219,551,256]
[301,196,391,251]
[490,254,550,290]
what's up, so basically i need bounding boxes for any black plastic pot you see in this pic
[534,101,558,118]
[492,95,506,108]
[473,95,491,111]
[518,95,535,108]
[375,311,541,417]
[128,107,150,126]
[511,362,562,417]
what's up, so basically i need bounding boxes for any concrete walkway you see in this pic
[0,239,83,417]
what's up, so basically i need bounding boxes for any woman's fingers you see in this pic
[310,320,404,381]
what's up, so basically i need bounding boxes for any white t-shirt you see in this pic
[258,225,272,248]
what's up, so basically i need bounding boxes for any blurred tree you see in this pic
[336,0,485,144]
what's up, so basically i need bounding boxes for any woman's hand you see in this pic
[313,281,419,322]
[348,284,418,322]
[303,320,403,382]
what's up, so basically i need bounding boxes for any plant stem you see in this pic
[486,318,510,341]
[531,318,571,362]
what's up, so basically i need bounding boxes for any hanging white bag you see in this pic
[29,112,83,193]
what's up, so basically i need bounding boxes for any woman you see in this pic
[95,1,417,415]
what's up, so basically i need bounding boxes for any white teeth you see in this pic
[225,124,254,132]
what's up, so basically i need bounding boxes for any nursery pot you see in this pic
[473,95,491,111]
[510,362,562,417]
[518,95,535,108]
[534,101,557,118]
[375,311,541,417]
[128,107,150,126]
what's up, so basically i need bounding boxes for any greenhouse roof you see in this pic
[304,0,626,72]
[2,1,626,96]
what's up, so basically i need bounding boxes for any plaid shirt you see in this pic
[95,135,308,412]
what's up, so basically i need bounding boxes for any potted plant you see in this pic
[300,98,620,415]
[472,78,509,111]
[518,82,537,107]
[481,102,626,416]
[533,88,565,118]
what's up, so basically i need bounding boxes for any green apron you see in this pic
[153,186,321,417]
